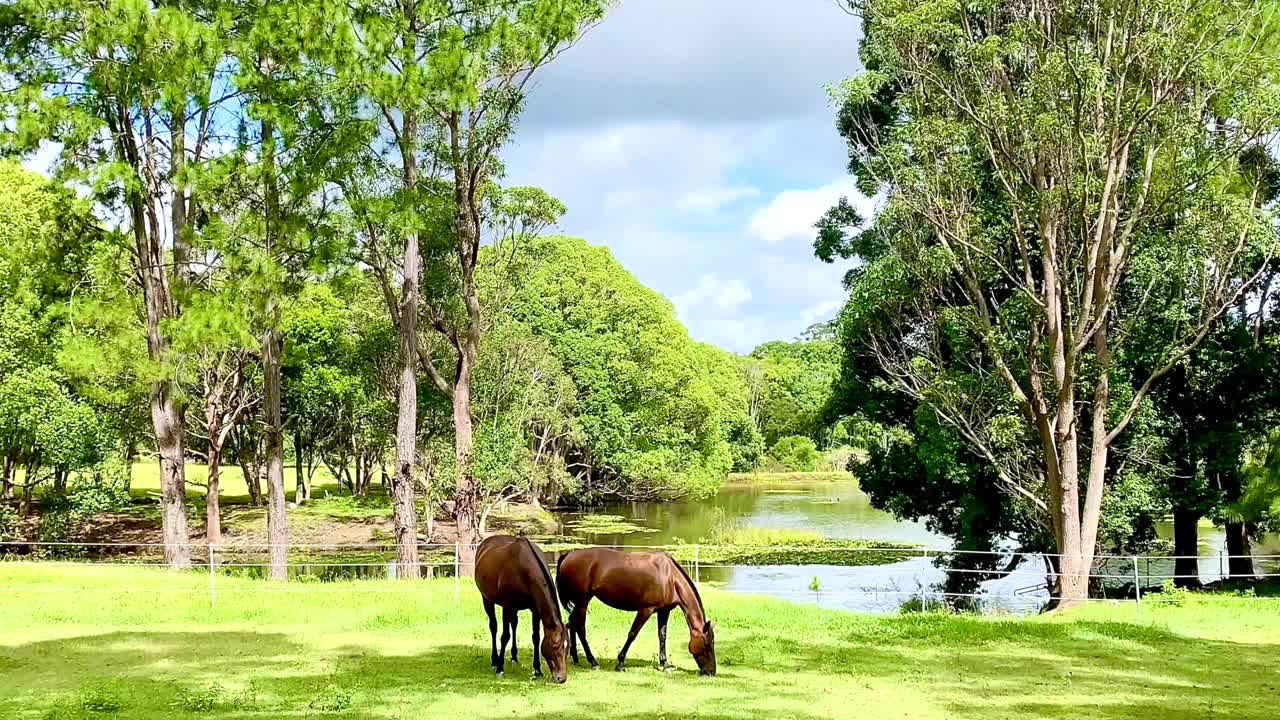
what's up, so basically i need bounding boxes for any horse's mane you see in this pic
[522,537,562,617]
[666,552,704,618]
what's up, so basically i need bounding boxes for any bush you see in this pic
[0,503,18,541]
[67,459,132,515]
[765,435,820,472]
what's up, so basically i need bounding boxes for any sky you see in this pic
[503,0,873,354]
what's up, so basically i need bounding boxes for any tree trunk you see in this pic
[1,457,12,500]
[206,444,223,546]
[1172,505,1201,588]
[1224,522,1254,578]
[391,264,421,578]
[261,115,289,582]
[19,468,36,517]
[294,431,307,504]
[453,367,480,575]
[388,97,422,580]
[263,325,289,581]
[242,454,262,507]
[154,389,192,568]
[296,463,309,505]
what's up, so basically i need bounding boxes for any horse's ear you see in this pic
[704,620,713,633]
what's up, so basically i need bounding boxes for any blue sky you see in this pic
[504,0,874,354]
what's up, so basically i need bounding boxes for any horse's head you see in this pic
[689,620,716,675]
[541,620,569,683]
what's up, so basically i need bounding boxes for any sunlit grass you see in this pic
[0,564,1275,719]
[726,471,854,484]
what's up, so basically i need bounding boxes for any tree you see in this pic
[508,235,739,500]
[3,0,242,567]
[824,0,1280,604]
[767,435,821,473]
[749,338,841,447]
[171,286,260,547]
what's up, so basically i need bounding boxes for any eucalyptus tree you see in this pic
[826,0,1280,604]
[337,0,605,575]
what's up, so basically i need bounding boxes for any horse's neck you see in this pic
[671,562,706,629]
[521,552,563,630]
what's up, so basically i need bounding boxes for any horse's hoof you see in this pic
[615,665,626,673]
[591,664,600,671]
[662,666,674,674]
[532,671,543,680]
[496,671,504,679]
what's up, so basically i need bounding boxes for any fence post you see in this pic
[454,542,460,604]
[208,543,217,609]
[1219,550,1224,580]
[694,544,700,584]
[920,548,929,609]
[1132,556,1141,621]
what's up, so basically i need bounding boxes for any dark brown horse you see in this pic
[556,548,716,675]
[474,535,569,682]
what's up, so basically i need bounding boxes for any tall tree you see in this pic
[340,0,605,575]
[825,0,1280,604]
[2,0,242,566]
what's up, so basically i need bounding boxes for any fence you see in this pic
[2,541,1278,616]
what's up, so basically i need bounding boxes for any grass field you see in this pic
[0,565,1276,719]
[125,462,343,505]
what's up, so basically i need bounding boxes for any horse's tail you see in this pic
[556,550,575,612]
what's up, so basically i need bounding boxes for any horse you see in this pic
[474,535,570,683]
[555,547,716,675]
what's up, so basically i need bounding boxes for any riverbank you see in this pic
[1,564,1275,719]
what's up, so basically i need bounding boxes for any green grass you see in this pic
[0,565,1275,719]
[726,471,853,484]
[126,462,344,505]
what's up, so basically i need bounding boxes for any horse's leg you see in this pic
[530,608,543,679]
[615,608,654,672]
[656,608,672,670]
[568,606,579,664]
[572,604,599,669]
[509,610,519,663]
[484,599,500,673]
[498,606,515,677]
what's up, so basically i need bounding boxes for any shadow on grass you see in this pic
[0,614,1275,720]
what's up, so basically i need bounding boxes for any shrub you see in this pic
[308,688,354,712]
[0,503,18,541]
[766,435,821,472]
[173,684,224,712]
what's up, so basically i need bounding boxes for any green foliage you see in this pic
[307,688,354,712]
[507,236,744,500]
[766,435,822,473]
[821,0,1280,574]
[0,504,19,542]
[748,337,841,447]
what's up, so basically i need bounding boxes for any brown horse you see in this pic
[474,535,569,683]
[556,548,716,675]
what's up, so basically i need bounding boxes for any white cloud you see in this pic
[800,299,843,327]
[673,273,753,320]
[677,185,760,213]
[747,178,877,245]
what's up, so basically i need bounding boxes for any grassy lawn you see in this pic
[0,565,1275,719]
[125,461,343,505]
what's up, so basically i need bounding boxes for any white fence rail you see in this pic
[2,541,1277,616]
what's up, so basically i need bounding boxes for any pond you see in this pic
[552,475,1280,614]
[219,474,1277,614]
